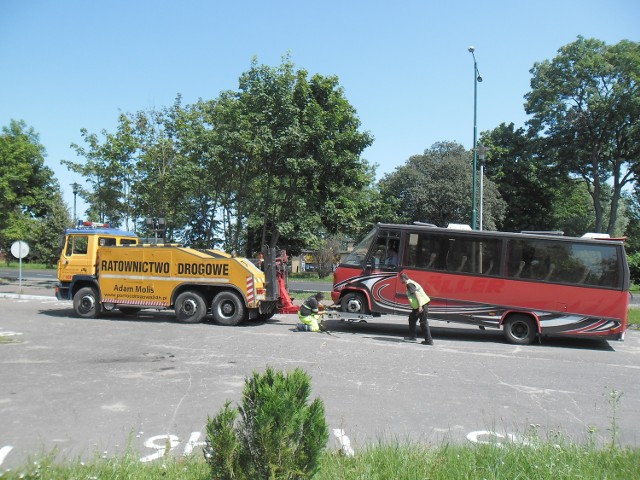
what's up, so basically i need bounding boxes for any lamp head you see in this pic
[477,75,483,82]
[468,46,475,53]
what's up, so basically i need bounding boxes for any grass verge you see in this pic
[3,441,639,479]
[1,262,52,270]
[627,308,640,328]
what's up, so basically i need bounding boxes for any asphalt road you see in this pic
[1,294,639,471]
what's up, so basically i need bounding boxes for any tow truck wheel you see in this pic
[175,291,207,324]
[73,286,100,319]
[341,292,367,314]
[503,314,537,345]
[211,291,246,326]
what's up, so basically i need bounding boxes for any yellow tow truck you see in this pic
[55,221,281,324]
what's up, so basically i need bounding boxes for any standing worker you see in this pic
[296,292,326,332]
[399,272,434,345]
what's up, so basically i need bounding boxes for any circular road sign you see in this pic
[10,241,30,259]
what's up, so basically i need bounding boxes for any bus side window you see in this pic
[506,240,524,278]
[445,237,472,274]
[479,238,501,276]
[406,233,430,269]
[372,231,401,269]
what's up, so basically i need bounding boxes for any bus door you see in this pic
[367,229,402,313]
[394,231,443,314]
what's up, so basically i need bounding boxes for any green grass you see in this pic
[0,336,22,344]
[288,272,334,282]
[3,441,638,479]
[1,262,52,270]
[627,307,640,328]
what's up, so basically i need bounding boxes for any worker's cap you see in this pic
[315,292,325,300]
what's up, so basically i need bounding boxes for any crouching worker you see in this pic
[297,292,326,332]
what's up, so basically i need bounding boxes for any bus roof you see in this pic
[376,223,626,245]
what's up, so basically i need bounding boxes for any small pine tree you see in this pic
[205,367,329,480]
[205,401,241,480]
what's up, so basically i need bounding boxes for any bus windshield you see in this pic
[341,227,376,267]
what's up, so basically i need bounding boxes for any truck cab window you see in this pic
[98,237,117,247]
[66,236,88,256]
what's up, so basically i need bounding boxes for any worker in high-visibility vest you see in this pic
[400,272,434,345]
[296,292,326,332]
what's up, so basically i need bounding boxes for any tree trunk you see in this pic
[589,156,604,232]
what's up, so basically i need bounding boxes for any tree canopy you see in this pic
[525,36,640,235]
[479,123,561,232]
[63,57,375,255]
[379,141,506,229]
[0,120,70,265]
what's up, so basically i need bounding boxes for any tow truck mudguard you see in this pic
[55,275,99,301]
[259,300,279,315]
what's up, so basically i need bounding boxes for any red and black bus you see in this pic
[331,223,630,345]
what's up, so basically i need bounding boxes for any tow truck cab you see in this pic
[56,221,139,301]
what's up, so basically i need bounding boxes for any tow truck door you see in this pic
[58,234,93,282]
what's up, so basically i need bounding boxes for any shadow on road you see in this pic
[38,306,282,329]
[36,305,615,351]
[322,318,615,351]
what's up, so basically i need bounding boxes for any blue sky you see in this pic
[1,0,638,217]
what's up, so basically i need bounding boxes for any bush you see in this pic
[627,252,640,286]
[205,367,329,480]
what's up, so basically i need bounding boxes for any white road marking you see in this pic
[332,428,355,457]
[139,435,180,463]
[0,446,13,466]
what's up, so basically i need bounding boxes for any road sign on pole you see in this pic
[10,241,30,294]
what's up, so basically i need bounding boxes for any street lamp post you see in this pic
[476,145,489,230]
[71,183,80,224]
[468,46,483,230]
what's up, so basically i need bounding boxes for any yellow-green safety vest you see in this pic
[405,279,430,309]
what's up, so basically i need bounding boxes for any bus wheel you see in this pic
[73,287,100,319]
[504,315,537,345]
[341,292,367,314]
[212,291,246,326]
[175,291,207,324]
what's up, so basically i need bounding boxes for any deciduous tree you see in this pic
[0,120,64,259]
[379,142,506,229]
[480,123,561,232]
[525,36,640,235]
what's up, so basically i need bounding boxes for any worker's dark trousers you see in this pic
[409,305,432,342]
